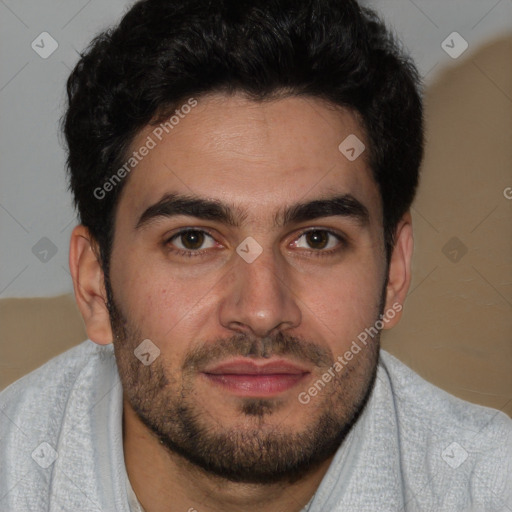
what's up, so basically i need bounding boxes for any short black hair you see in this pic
[63,0,424,277]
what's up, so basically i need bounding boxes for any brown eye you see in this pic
[169,230,215,251]
[180,230,204,250]
[292,229,344,253]
[305,230,329,249]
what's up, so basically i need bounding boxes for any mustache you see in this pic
[182,331,334,372]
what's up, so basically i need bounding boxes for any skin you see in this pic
[69,93,413,512]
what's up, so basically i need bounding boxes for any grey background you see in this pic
[1,0,511,297]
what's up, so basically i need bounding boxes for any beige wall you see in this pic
[0,296,86,390]
[382,35,512,418]
[0,36,510,418]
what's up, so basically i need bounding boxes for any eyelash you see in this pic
[164,228,347,259]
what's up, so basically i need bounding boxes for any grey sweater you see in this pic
[1,340,511,511]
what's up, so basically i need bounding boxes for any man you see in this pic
[1,0,511,510]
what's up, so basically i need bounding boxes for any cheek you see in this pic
[111,254,221,340]
[299,260,383,346]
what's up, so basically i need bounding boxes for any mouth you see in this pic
[201,358,311,397]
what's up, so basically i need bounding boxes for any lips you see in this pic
[201,358,311,396]
[204,359,310,375]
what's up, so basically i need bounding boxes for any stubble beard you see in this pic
[107,278,381,485]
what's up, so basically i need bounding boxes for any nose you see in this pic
[218,246,302,338]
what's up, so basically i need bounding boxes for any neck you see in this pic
[122,398,333,512]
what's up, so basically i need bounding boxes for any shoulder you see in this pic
[0,340,117,432]
[379,350,512,508]
[379,350,512,439]
[0,341,118,501]
[0,340,115,418]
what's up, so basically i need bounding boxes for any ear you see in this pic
[382,211,414,329]
[69,225,113,345]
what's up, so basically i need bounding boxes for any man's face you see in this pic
[107,93,388,483]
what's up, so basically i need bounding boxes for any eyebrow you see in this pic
[135,192,370,230]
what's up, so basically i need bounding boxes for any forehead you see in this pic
[116,93,382,227]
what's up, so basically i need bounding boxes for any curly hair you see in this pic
[63,0,424,277]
